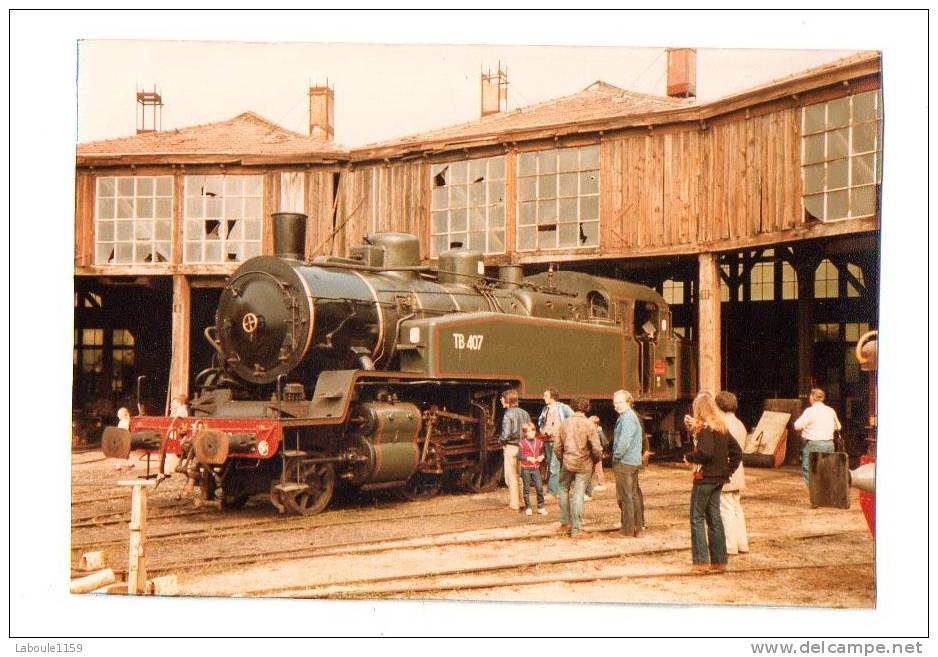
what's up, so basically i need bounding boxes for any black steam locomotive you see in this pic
[103,213,696,515]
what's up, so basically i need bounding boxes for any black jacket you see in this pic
[686,427,742,485]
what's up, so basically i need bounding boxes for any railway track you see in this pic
[244,528,872,598]
[109,503,841,582]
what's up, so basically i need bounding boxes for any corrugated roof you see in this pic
[358,81,695,152]
[76,111,346,160]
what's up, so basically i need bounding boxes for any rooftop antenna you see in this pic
[481,61,508,117]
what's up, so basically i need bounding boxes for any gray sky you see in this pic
[77,41,855,148]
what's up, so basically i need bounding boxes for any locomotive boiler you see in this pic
[102,212,697,515]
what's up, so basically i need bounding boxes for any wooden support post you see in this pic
[796,263,816,398]
[168,274,191,407]
[119,479,156,595]
[697,252,721,394]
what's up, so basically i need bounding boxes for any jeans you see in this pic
[545,446,561,496]
[558,468,591,534]
[802,440,835,486]
[502,444,522,509]
[520,468,545,511]
[690,482,727,565]
[612,463,644,535]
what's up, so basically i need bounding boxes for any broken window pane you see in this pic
[204,176,223,196]
[96,243,114,264]
[581,221,599,246]
[469,158,486,182]
[134,243,152,263]
[154,243,171,262]
[449,232,467,249]
[804,194,825,221]
[579,171,599,195]
[226,220,241,240]
[205,220,221,239]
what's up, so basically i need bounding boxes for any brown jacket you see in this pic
[554,413,603,473]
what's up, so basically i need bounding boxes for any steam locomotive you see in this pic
[102,212,697,515]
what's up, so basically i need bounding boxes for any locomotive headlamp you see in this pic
[257,439,270,457]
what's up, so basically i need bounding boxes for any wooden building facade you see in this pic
[74,51,881,445]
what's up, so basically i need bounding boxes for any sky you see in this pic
[77,41,856,148]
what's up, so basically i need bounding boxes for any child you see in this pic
[518,422,548,516]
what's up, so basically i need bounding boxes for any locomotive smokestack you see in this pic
[271,212,307,260]
[497,265,523,289]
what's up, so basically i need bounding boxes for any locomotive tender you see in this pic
[102,212,697,515]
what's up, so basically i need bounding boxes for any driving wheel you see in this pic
[281,457,335,516]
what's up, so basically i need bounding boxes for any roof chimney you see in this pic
[136,86,163,134]
[481,63,508,117]
[666,48,697,98]
[308,82,334,141]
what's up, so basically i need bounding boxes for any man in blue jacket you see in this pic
[612,390,645,537]
[537,387,573,497]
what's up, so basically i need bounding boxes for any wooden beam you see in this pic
[697,252,721,394]
[168,274,191,405]
[795,255,820,397]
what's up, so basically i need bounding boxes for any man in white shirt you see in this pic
[715,391,748,555]
[793,388,842,487]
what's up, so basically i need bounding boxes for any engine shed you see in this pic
[73,51,880,459]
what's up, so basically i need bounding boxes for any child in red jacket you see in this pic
[519,422,548,516]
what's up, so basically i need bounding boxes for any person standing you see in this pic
[113,407,134,471]
[538,388,573,497]
[684,391,742,572]
[499,389,530,512]
[715,391,749,555]
[555,397,603,538]
[794,388,842,489]
[611,390,645,537]
[518,422,548,516]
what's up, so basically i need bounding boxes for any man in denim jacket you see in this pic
[537,387,573,497]
[612,390,645,537]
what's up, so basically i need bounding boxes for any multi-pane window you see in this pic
[184,175,263,264]
[844,322,871,344]
[846,263,865,298]
[111,329,135,392]
[430,156,506,256]
[782,261,798,300]
[750,261,775,301]
[661,279,684,305]
[814,323,841,343]
[802,90,882,222]
[77,328,104,373]
[720,264,743,302]
[815,259,839,298]
[95,176,173,264]
[517,145,600,251]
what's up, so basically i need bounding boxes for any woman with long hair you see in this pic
[684,391,742,572]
